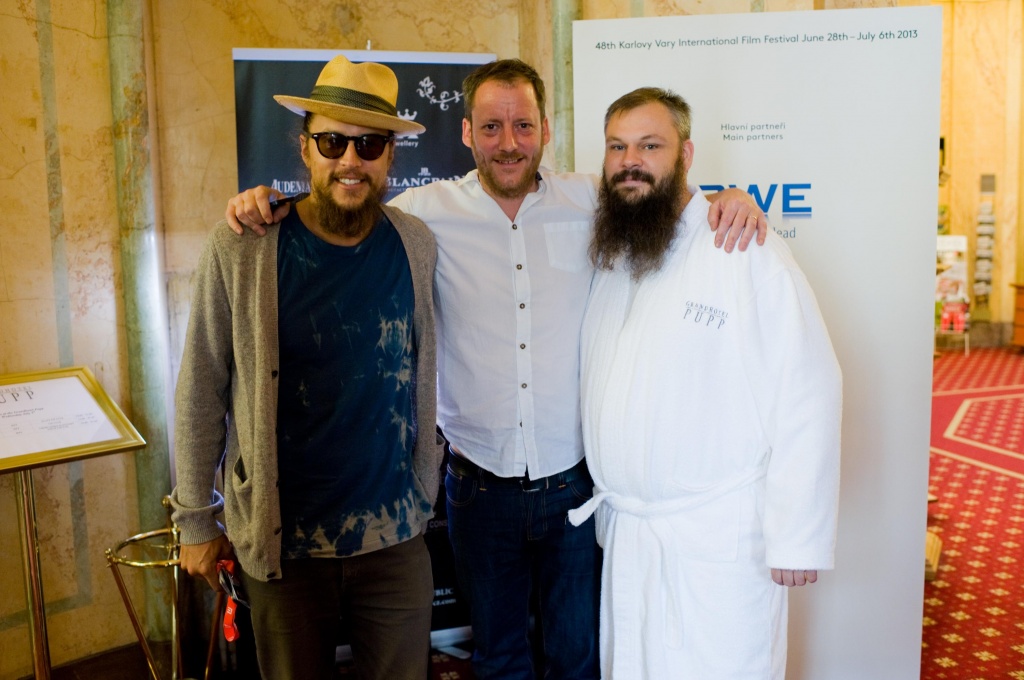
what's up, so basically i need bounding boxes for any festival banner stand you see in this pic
[573,7,941,679]
[1,367,146,680]
[233,48,494,648]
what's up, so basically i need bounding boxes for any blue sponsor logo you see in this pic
[700,183,812,216]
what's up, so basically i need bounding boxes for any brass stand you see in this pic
[16,469,52,680]
[105,498,219,680]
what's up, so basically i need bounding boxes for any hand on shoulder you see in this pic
[225,186,292,237]
[706,187,768,252]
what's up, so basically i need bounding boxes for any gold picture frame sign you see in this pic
[1,366,146,679]
[0,366,145,472]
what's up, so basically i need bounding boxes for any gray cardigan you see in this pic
[170,205,441,581]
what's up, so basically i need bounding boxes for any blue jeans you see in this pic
[445,456,601,680]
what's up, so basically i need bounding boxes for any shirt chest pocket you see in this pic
[543,221,592,273]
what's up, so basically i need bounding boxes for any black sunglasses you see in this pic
[309,132,394,161]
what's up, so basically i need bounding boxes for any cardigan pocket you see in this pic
[227,455,254,524]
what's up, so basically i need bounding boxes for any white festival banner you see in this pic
[574,7,941,679]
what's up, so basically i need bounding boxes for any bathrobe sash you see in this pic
[569,454,768,679]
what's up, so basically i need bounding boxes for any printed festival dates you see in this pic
[592,26,919,51]
[817,27,921,42]
[871,29,919,40]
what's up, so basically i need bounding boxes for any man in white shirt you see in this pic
[226,60,765,679]
[568,87,841,680]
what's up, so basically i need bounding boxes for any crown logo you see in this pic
[398,109,421,139]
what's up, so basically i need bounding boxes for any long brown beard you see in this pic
[590,156,687,281]
[309,171,388,238]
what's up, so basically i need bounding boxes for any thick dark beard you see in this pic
[309,172,389,238]
[590,157,687,281]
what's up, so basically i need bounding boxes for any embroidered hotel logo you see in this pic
[684,301,728,329]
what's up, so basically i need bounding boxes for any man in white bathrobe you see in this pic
[568,88,842,680]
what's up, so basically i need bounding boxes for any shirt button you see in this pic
[521,383,527,388]
[512,224,518,230]
[516,264,523,270]
[519,303,525,309]
[520,343,526,349]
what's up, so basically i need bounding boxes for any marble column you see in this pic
[553,0,582,171]
[107,0,172,638]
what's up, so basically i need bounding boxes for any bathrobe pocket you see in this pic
[664,487,742,563]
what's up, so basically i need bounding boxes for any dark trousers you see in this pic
[445,455,601,679]
[240,536,433,680]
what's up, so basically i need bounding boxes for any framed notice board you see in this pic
[0,366,145,472]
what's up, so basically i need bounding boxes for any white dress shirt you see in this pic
[389,169,598,478]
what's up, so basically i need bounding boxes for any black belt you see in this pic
[446,449,590,492]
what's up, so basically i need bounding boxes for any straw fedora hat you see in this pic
[274,55,426,136]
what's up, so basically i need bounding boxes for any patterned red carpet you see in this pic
[923,347,1024,679]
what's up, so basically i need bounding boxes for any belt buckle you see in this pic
[520,476,545,493]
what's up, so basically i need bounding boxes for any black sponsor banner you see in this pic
[423,447,471,633]
[233,49,491,637]
[233,49,491,201]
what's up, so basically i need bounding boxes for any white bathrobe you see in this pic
[569,192,842,680]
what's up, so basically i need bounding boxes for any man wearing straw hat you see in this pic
[170,56,443,680]
[225,59,767,679]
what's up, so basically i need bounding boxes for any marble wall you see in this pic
[0,0,1013,676]
[1,2,147,677]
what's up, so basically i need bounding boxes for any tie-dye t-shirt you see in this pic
[275,211,432,558]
